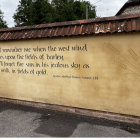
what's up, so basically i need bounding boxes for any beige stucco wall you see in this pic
[0,33,140,116]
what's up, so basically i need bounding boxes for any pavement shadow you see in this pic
[0,102,14,113]
[34,111,140,137]
[34,113,81,137]
[0,101,140,137]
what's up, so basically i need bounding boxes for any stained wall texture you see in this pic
[0,33,140,117]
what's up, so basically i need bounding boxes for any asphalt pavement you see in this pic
[0,101,140,137]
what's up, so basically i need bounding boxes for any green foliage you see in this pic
[14,0,53,26]
[14,0,96,27]
[51,0,75,22]
[0,10,7,28]
[13,0,34,26]
[52,0,96,22]
[32,0,53,24]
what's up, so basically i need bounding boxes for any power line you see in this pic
[93,0,102,5]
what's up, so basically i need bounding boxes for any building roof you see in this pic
[116,0,140,16]
[0,14,139,41]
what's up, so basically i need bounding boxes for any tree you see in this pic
[13,0,34,26]
[13,0,96,27]
[78,1,96,19]
[51,0,96,22]
[32,0,53,25]
[14,0,53,26]
[0,10,7,28]
[51,0,75,22]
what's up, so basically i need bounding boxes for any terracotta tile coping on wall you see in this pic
[0,14,139,41]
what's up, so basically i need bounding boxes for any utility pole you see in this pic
[86,4,88,19]
[86,0,102,19]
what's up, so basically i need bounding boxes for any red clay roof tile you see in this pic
[0,14,139,41]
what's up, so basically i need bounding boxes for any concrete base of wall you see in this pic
[0,97,140,126]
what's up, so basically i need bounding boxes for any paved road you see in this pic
[0,102,140,137]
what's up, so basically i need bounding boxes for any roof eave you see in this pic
[116,0,140,16]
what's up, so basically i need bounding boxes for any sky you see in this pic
[0,0,128,27]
